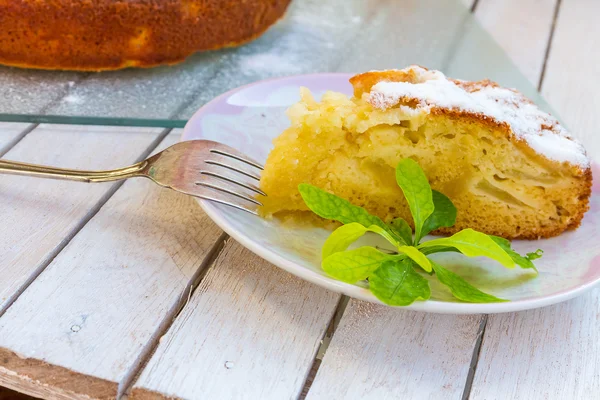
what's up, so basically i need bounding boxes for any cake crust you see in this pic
[0,0,291,71]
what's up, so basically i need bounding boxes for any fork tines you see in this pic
[204,160,261,182]
[209,149,264,170]
[195,148,266,214]
[198,171,266,196]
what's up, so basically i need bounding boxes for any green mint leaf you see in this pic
[367,225,401,248]
[322,223,369,259]
[322,246,394,283]
[419,228,515,268]
[527,249,543,261]
[298,183,387,230]
[389,218,413,246]
[322,223,399,259]
[420,246,460,256]
[431,261,507,303]
[369,259,431,306]
[395,158,434,244]
[420,190,457,241]
[398,245,432,273]
[489,236,539,272]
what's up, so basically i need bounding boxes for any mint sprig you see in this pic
[299,158,542,306]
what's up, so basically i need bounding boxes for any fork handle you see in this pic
[0,159,147,183]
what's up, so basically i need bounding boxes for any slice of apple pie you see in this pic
[259,66,592,239]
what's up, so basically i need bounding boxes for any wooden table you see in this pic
[0,1,598,399]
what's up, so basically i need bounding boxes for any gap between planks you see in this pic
[0,123,37,158]
[0,127,173,318]
[117,233,229,398]
[469,0,480,12]
[537,0,562,91]
[460,315,488,400]
[298,295,350,400]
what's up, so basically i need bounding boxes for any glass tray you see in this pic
[0,0,550,128]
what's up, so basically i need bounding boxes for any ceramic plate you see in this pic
[182,74,600,314]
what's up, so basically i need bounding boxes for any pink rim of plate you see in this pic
[182,73,600,314]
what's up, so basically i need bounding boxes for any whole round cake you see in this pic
[0,0,291,71]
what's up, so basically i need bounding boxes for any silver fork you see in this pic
[0,140,266,215]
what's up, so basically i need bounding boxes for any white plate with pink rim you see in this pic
[182,73,600,314]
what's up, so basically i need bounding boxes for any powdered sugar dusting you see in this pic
[367,66,589,168]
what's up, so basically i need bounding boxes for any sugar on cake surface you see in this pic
[259,65,592,239]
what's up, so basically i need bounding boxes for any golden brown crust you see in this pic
[0,0,291,71]
[350,67,593,240]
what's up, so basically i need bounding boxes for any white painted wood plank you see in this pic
[540,0,600,158]
[474,0,557,86]
[470,2,600,398]
[306,302,482,399]
[0,124,163,312]
[0,123,31,155]
[460,0,475,8]
[131,241,340,400]
[471,289,600,399]
[0,132,225,400]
